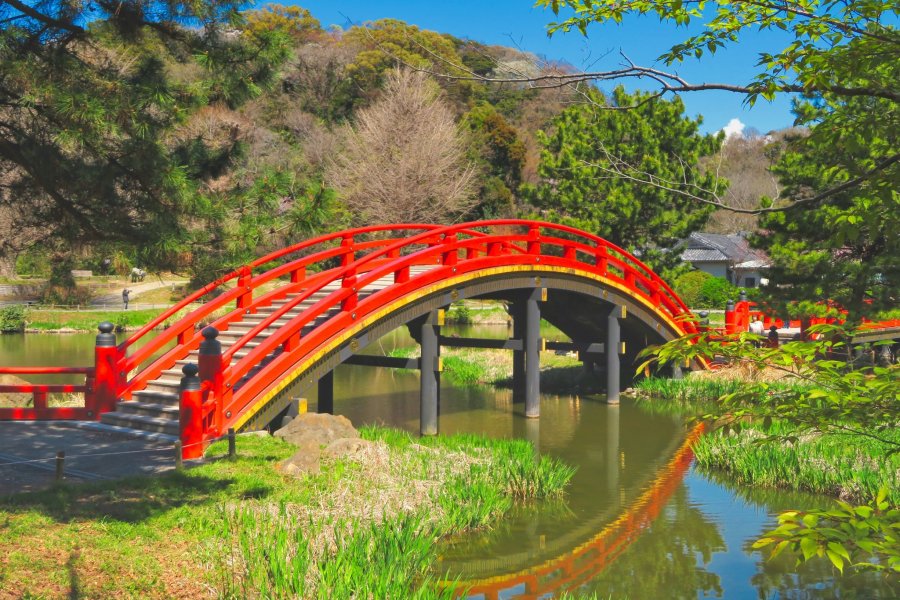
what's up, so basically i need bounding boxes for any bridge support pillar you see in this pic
[420,310,441,436]
[511,303,525,404]
[318,370,334,414]
[524,290,542,418]
[606,305,625,404]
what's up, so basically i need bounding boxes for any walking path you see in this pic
[0,422,177,496]
[90,279,187,307]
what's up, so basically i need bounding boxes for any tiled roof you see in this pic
[681,248,728,263]
[680,232,770,266]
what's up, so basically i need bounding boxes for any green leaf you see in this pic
[826,549,844,573]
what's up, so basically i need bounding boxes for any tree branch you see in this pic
[3,0,85,36]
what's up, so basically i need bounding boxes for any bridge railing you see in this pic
[0,366,95,420]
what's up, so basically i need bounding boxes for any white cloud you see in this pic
[721,118,746,138]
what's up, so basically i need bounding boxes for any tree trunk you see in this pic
[0,249,17,279]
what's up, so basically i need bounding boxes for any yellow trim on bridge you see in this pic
[233,264,687,430]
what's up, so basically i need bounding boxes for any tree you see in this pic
[463,103,527,218]
[754,95,898,319]
[0,0,288,271]
[326,69,477,225]
[243,4,323,44]
[522,86,724,273]
[337,19,475,118]
[704,132,784,234]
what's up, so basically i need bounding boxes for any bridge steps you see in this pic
[98,272,421,436]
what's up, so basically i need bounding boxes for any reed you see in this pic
[693,421,900,505]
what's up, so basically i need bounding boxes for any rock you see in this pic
[237,430,270,438]
[274,412,358,447]
[281,439,323,475]
[322,437,375,459]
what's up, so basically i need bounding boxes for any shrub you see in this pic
[699,277,739,308]
[673,270,712,307]
[447,304,472,324]
[0,305,25,333]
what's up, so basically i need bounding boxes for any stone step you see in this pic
[132,389,179,404]
[116,400,180,419]
[100,412,179,436]
[144,379,181,394]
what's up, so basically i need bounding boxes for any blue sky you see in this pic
[289,1,798,135]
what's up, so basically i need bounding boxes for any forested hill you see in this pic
[1,3,776,285]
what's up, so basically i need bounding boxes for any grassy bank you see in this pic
[0,427,574,598]
[633,376,899,504]
[24,308,165,332]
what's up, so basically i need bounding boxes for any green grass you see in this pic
[0,427,575,598]
[387,346,584,391]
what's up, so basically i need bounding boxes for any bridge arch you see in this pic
[235,264,697,432]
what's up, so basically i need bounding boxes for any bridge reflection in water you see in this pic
[439,423,703,600]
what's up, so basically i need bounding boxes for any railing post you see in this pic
[341,269,358,312]
[595,244,609,275]
[93,322,120,417]
[394,265,410,284]
[650,281,662,306]
[199,326,223,436]
[441,233,458,266]
[724,300,737,335]
[236,266,252,310]
[527,225,541,255]
[340,234,354,267]
[290,265,306,284]
[179,364,204,460]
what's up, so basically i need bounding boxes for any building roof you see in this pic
[680,232,770,267]
[681,248,728,263]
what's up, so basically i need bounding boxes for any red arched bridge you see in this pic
[0,221,710,457]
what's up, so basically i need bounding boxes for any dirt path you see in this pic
[90,279,186,307]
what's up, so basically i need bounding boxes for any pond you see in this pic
[1,326,896,598]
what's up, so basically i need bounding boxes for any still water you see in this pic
[1,328,896,598]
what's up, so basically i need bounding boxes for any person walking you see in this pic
[122,288,131,310]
